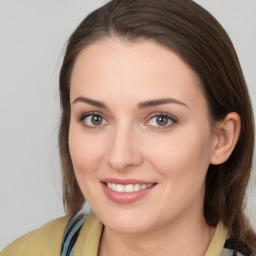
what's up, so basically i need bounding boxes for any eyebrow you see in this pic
[72,97,107,109]
[138,98,189,109]
[72,96,188,109]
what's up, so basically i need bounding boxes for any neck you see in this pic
[98,210,215,256]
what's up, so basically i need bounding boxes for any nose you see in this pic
[106,125,143,172]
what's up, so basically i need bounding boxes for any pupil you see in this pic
[156,116,168,126]
[91,115,102,125]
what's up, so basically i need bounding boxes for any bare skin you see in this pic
[69,38,240,256]
[98,201,215,256]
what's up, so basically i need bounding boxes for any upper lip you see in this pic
[101,178,156,185]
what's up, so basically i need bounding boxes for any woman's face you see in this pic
[69,38,218,235]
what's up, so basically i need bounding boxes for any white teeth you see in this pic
[141,184,146,190]
[116,184,125,192]
[134,184,140,191]
[124,184,133,192]
[106,183,153,193]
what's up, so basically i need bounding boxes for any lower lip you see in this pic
[102,183,156,204]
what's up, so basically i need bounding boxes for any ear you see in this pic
[210,112,241,165]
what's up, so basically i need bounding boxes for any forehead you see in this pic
[70,38,206,110]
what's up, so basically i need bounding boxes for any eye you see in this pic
[80,113,108,127]
[146,113,176,128]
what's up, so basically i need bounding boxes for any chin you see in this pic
[105,219,152,235]
[96,207,157,235]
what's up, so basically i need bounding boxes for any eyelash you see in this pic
[77,112,177,129]
[78,112,108,129]
[145,112,177,129]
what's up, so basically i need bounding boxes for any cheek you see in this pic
[68,125,105,176]
[148,126,213,217]
[68,125,108,204]
[146,125,213,186]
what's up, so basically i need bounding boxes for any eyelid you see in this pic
[78,111,102,121]
[77,111,177,129]
[78,111,109,128]
[144,112,177,128]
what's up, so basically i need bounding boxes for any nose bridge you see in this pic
[106,120,142,171]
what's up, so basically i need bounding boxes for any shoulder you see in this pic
[0,215,71,256]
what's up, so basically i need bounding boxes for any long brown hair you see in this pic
[59,0,255,252]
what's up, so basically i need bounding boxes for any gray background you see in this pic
[0,0,255,250]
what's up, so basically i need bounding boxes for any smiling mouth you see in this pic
[101,180,157,204]
[105,183,154,193]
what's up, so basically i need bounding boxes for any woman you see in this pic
[1,0,255,255]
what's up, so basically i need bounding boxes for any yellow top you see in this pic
[0,215,71,256]
[1,213,228,256]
